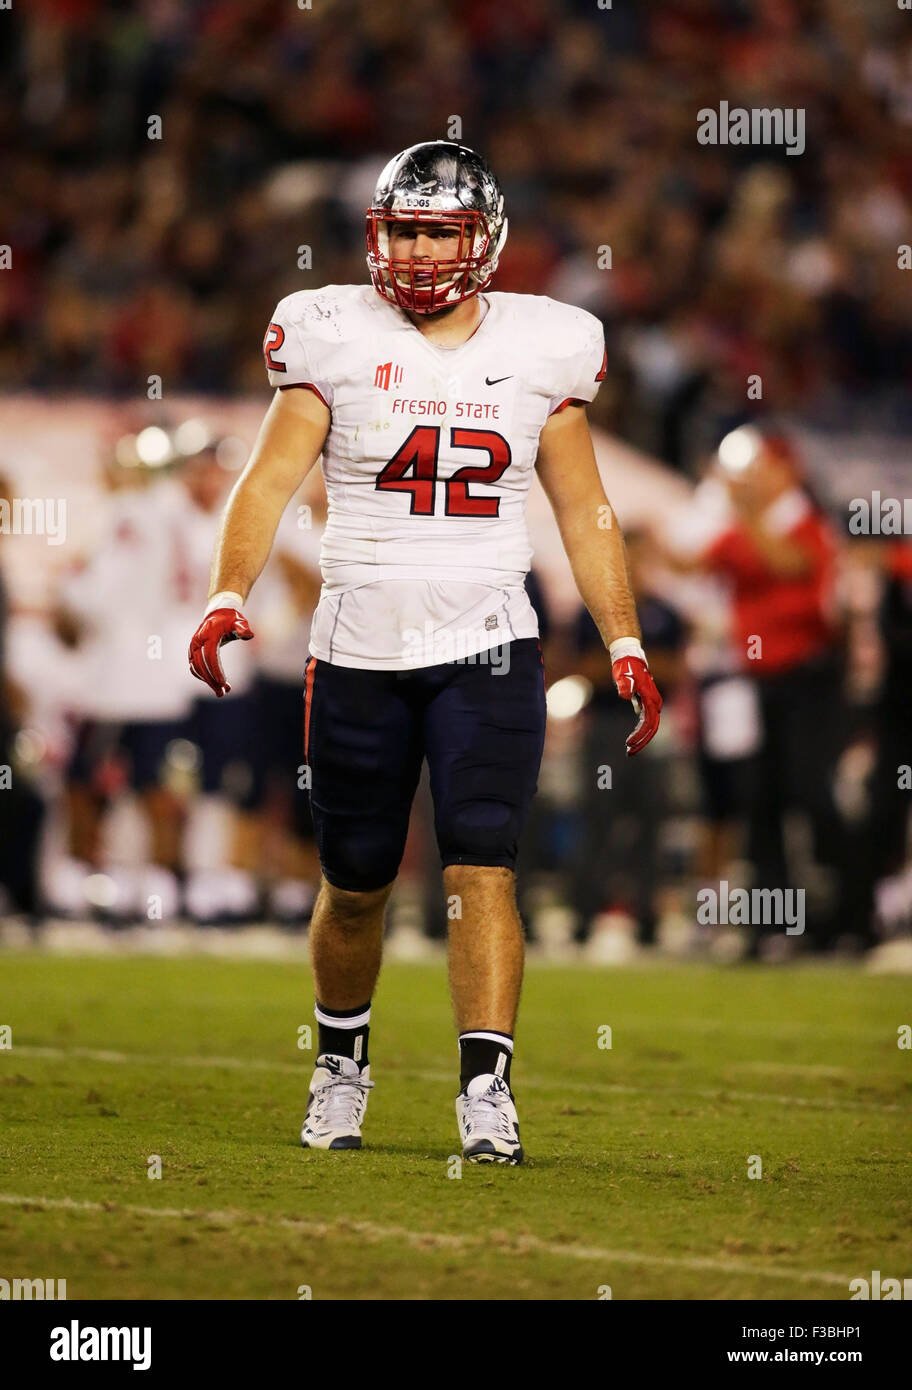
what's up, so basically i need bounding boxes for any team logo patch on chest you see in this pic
[374,361,404,391]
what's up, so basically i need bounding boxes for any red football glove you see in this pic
[612,653,663,756]
[188,608,254,698]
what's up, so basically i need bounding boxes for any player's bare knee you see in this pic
[318,875,394,926]
[443,863,515,901]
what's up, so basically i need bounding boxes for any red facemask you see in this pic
[366,208,497,313]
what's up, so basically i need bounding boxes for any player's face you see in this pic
[387,220,465,290]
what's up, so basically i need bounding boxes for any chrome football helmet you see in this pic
[366,140,508,314]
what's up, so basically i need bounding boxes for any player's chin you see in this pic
[393,275,459,313]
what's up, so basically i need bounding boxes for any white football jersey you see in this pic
[264,284,606,669]
[62,480,196,721]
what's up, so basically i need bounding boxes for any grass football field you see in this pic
[1,952,909,1301]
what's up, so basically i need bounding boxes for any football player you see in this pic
[189,141,662,1163]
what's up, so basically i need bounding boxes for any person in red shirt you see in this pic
[670,428,844,952]
[703,432,838,677]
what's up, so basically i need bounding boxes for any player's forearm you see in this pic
[204,388,329,609]
[535,407,642,649]
[207,476,285,605]
[558,505,641,647]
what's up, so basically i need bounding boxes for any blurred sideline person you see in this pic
[57,453,143,879]
[840,539,912,942]
[243,490,326,924]
[569,529,687,953]
[58,453,193,921]
[662,427,842,955]
[668,467,759,935]
[869,543,912,907]
[0,473,46,918]
[55,438,325,927]
[188,141,662,1164]
[174,442,261,923]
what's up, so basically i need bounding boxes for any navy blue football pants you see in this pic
[302,637,547,892]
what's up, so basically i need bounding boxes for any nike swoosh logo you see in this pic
[484,375,513,386]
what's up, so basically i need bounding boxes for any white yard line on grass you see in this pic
[7,1045,901,1112]
[0,1191,852,1289]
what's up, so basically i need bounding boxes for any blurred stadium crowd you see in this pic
[0,0,910,956]
[3,0,912,458]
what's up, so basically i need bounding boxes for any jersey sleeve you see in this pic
[546,308,607,416]
[263,296,335,408]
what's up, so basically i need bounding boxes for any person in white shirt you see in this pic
[242,488,326,923]
[59,463,194,920]
[174,443,261,923]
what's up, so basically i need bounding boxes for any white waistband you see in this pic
[319,563,529,593]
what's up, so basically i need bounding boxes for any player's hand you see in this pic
[612,654,662,756]
[188,608,254,698]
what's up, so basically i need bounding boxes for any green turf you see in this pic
[1,954,909,1300]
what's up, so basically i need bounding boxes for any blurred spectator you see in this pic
[838,540,912,941]
[874,544,912,884]
[567,529,687,949]
[665,428,844,953]
[242,489,326,925]
[1,1,910,459]
[172,443,262,923]
[57,458,195,920]
[0,473,46,918]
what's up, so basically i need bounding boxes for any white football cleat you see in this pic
[300,1054,374,1150]
[456,1074,523,1165]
